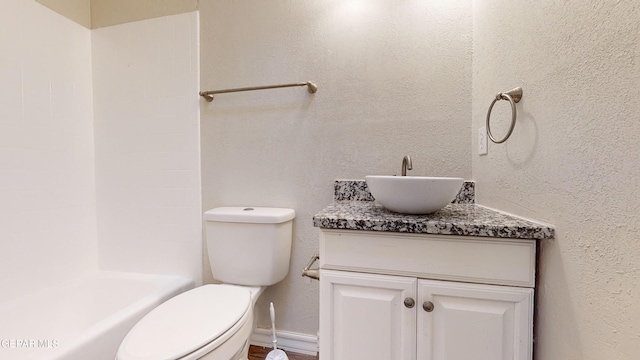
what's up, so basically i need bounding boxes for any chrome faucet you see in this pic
[401,155,413,176]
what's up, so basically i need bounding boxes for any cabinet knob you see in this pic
[423,301,434,312]
[404,297,415,308]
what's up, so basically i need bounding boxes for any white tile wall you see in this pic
[0,0,97,302]
[92,12,202,282]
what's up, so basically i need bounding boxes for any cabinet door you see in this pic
[320,270,417,360]
[417,279,533,360]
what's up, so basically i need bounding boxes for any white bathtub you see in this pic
[0,271,194,360]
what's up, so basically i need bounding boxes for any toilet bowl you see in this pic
[116,207,295,360]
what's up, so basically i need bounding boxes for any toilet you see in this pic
[116,207,295,360]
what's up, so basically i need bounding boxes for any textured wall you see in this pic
[199,0,472,335]
[0,0,96,302]
[92,12,203,282]
[472,1,640,358]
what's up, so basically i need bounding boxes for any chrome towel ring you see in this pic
[486,87,523,144]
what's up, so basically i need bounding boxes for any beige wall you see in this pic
[472,1,640,358]
[35,0,197,28]
[199,0,473,335]
[91,0,197,29]
[36,0,91,28]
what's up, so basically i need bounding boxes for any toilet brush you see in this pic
[266,302,289,360]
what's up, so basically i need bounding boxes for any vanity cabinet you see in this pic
[319,229,536,360]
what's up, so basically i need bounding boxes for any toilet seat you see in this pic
[117,284,252,360]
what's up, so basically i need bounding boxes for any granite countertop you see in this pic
[312,180,555,240]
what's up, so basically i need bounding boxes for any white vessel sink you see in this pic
[365,175,464,214]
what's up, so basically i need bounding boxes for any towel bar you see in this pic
[199,81,318,102]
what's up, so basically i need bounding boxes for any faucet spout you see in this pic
[402,155,413,176]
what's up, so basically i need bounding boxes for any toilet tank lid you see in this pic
[204,207,295,224]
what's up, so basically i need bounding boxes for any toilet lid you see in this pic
[117,285,251,360]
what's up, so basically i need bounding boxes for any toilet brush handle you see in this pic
[270,302,278,350]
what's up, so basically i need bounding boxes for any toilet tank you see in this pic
[203,207,295,286]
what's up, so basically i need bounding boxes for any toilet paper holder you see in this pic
[302,252,320,280]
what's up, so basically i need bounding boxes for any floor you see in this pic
[248,345,318,360]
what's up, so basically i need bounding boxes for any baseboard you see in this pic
[250,328,318,356]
